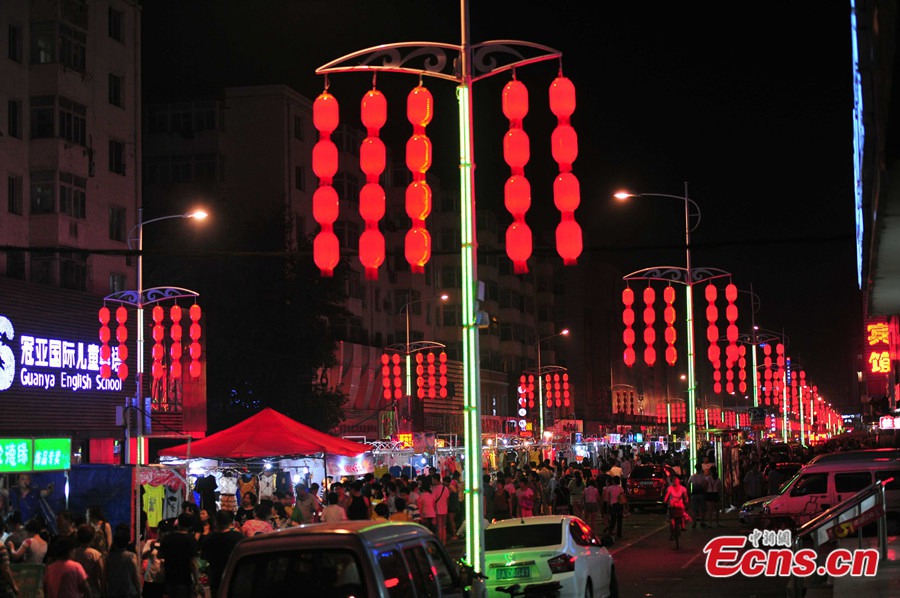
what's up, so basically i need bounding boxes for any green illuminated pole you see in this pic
[751,343,760,407]
[682,183,698,476]
[666,402,672,436]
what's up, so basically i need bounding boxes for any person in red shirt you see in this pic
[515,478,534,518]
[43,536,89,598]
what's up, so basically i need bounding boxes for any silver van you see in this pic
[218,521,480,598]
[757,450,900,534]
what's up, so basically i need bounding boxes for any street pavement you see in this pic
[446,508,900,598]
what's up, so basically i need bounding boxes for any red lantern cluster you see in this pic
[775,343,785,410]
[518,376,529,418]
[643,286,656,366]
[738,344,748,394]
[415,351,449,399]
[113,306,128,380]
[405,85,433,273]
[359,87,387,280]
[663,286,677,365]
[622,288,636,367]
[549,75,582,265]
[169,305,183,379]
[705,284,722,393]
[502,77,532,273]
[312,90,341,276]
[151,305,165,380]
[791,375,799,414]
[656,402,666,423]
[562,372,570,408]
[672,402,685,423]
[526,374,535,408]
[188,304,202,379]
[98,307,112,379]
[763,343,773,405]
[381,353,403,402]
[724,284,738,394]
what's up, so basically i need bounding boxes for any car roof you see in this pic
[486,515,575,530]
[234,520,435,548]
[807,449,900,465]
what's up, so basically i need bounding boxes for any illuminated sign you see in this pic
[879,416,900,430]
[0,437,71,473]
[0,314,124,394]
[864,319,892,379]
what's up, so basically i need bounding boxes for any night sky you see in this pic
[143,1,861,410]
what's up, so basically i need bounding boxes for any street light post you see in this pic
[399,294,448,432]
[536,329,569,440]
[316,1,568,572]
[615,184,730,476]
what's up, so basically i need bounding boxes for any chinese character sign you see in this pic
[0,439,32,473]
[864,319,892,384]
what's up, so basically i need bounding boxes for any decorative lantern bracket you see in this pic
[385,340,446,355]
[315,40,562,84]
[523,364,568,377]
[622,266,731,286]
[103,286,199,308]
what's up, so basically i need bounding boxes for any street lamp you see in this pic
[615,183,730,475]
[399,293,449,431]
[536,328,569,440]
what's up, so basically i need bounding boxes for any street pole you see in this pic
[536,329,569,440]
[316,1,565,571]
[400,294,448,433]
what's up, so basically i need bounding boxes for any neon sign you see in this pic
[0,315,123,394]
[0,437,71,473]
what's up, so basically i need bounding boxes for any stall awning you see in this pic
[158,408,369,459]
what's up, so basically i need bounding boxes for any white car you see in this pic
[484,515,618,598]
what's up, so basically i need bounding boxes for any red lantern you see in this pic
[738,344,747,394]
[99,307,111,379]
[405,85,434,273]
[502,78,532,274]
[188,303,202,378]
[358,88,387,280]
[562,373,570,408]
[313,90,341,276]
[549,75,581,265]
[643,286,656,366]
[663,286,677,365]
[622,287,636,367]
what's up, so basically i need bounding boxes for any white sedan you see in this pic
[484,515,618,598]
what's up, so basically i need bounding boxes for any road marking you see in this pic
[680,550,704,570]
[610,523,668,556]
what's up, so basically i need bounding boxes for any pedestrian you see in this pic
[43,536,89,598]
[663,476,689,541]
[706,467,722,527]
[234,492,257,527]
[417,479,436,533]
[241,504,274,537]
[567,470,585,520]
[11,518,47,564]
[372,503,390,522]
[159,513,200,598]
[72,524,105,598]
[482,474,496,521]
[105,524,141,598]
[86,506,113,557]
[290,485,316,525]
[492,480,511,520]
[389,498,412,522]
[201,510,244,598]
[3,512,25,554]
[601,477,625,538]
[346,481,372,521]
[515,478,534,518]
[687,464,708,528]
[582,479,600,530]
[0,539,19,598]
[321,492,348,523]
[432,477,450,544]
[270,502,292,530]
[141,520,168,598]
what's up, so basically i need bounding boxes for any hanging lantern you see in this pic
[562,372,570,408]
[713,362,722,394]
[643,286,656,366]
[726,368,734,395]
[763,344,772,403]
[392,353,402,401]
[549,74,582,264]
[405,85,434,272]
[527,374,535,409]
[622,287,636,367]
[188,304,202,379]
[725,284,739,377]
[99,307,111,379]
[313,89,341,276]
[358,87,387,280]
[438,352,448,398]
[738,344,747,394]
[151,305,165,380]
[545,374,554,409]
[381,353,392,401]
[501,78,533,273]
[416,352,425,399]
[663,285,677,365]
[169,305,182,381]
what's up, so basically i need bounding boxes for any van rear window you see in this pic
[228,548,365,598]
[485,523,562,550]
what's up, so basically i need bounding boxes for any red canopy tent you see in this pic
[158,408,368,459]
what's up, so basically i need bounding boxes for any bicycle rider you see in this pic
[663,474,689,541]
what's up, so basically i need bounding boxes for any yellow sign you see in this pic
[868,350,890,374]
[867,322,889,346]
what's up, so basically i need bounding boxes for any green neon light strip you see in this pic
[457,84,484,574]
[751,344,759,408]
[685,284,697,475]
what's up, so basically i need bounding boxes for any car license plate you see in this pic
[496,566,531,581]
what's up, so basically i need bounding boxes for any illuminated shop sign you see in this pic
[0,314,124,394]
[864,319,891,377]
[0,437,71,473]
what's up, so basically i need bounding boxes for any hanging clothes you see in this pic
[163,485,183,519]
[218,472,239,512]
[258,471,277,500]
[239,474,259,499]
[142,484,167,528]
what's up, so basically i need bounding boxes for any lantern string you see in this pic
[371,72,377,88]
[557,58,563,76]
[323,74,330,91]
[512,68,517,81]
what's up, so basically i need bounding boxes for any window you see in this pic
[30,96,55,138]
[227,549,364,598]
[485,523,562,550]
[333,221,359,251]
[194,154,217,182]
[486,280,499,302]
[30,170,55,214]
[61,0,88,29]
[59,97,86,145]
[109,140,126,174]
[108,73,124,107]
[59,24,86,72]
[500,323,513,342]
[59,252,87,291]
[145,157,168,184]
[109,273,127,294]
[293,114,304,140]
[6,251,25,279]
[8,25,22,62]
[30,254,53,285]
[790,473,828,497]
[376,549,412,598]
[30,23,56,64]
[108,7,124,41]
[8,176,23,215]
[59,172,86,218]
[442,304,458,326]
[7,100,21,138]
[834,472,871,494]
[109,206,126,241]
[440,228,458,252]
[170,155,191,182]
[403,545,439,598]
[295,166,306,191]
[147,108,168,134]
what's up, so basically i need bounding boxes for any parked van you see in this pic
[758,450,900,534]
[218,520,481,598]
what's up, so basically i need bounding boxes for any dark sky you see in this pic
[143,1,861,410]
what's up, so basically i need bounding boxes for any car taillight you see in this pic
[548,554,576,573]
